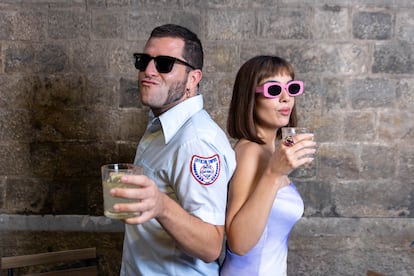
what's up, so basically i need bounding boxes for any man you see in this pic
[110,24,236,275]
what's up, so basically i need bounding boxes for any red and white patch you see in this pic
[190,154,220,185]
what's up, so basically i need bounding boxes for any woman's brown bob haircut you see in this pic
[227,55,298,144]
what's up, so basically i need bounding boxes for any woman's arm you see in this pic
[225,142,290,255]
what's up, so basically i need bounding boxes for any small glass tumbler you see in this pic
[101,163,142,219]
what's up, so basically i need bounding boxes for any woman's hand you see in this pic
[270,133,317,176]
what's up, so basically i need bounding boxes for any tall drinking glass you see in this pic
[281,127,315,176]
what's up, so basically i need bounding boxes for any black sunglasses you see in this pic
[133,53,196,73]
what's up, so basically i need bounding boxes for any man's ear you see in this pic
[186,69,202,91]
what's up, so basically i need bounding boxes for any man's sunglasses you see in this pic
[255,80,304,98]
[133,53,195,73]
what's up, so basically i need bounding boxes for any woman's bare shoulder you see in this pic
[235,139,264,154]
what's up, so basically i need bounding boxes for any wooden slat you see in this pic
[24,266,98,276]
[367,270,385,276]
[1,248,96,269]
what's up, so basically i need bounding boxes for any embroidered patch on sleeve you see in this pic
[190,154,221,185]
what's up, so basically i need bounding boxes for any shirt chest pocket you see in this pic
[139,162,177,200]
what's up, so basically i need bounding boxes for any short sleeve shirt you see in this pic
[120,95,236,276]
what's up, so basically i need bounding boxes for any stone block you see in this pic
[206,10,255,40]
[201,73,234,110]
[55,142,115,178]
[343,111,376,143]
[397,11,414,42]
[180,0,203,9]
[5,177,49,214]
[32,75,84,108]
[51,178,90,214]
[321,78,348,111]
[0,177,4,208]
[204,43,239,73]
[109,41,144,76]
[127,11,171,41]
[373,42,414,74]
[85,75,118,107]
[353,11,393,40]
[87,0,106,8]
[36,1,85,9]
[119,77,140,108]
[216,74,235,109]
[32,107,112,141]
[239,43,276,66]
[206,0,254,8]
[288,218,414,275]
[333,180,412,217]
[11,11,46,41]
[295,78,323,114]
[0,44,2,71]
[89,177,104,215]
[349,78,397,109]
[378,110,414,143]
[48,10,89,39]
[360,145,396,180]
[315,5,349,40]
[92,12,125,39]
[317,144,360,181]
[303,110,343,143]
[208,108,229,134]
[37,44,68,73]
[258,8,313,39]
[117,109,148,142]
[30,142,59,179]
[106,0,129,7]
[295,179,336,217]
[116,142,139,163]
[398,146,414,183]
[0,12,13,40]
[130,0,183,8]
[170,12,201,36]
[0,143,31,176]
[275,43,369,75]
[4,44,35,73]
[0,109,32,141]
[396,78,414,109]
[0,75,34,109]
[72,41,108,73]
[4,43,68,73]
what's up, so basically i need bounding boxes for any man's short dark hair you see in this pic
[150,24,203,71]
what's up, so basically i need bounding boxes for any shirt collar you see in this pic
[151,95,203,144]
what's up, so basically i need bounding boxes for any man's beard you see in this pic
[163,79,187,107]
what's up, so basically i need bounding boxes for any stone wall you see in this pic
[0,0,413,275]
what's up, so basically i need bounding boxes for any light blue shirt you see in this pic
[120,95,236,276]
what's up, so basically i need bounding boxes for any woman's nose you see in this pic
[279,89,290,102]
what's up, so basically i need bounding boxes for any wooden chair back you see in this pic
[1,247,97,276]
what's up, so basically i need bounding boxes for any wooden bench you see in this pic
[367,270,385,276]
[1,247,97,276]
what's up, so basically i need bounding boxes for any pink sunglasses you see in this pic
[256,80,304,98]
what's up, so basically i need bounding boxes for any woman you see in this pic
[221,55,316,275]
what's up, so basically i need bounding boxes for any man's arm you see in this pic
[111,174,224,262]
